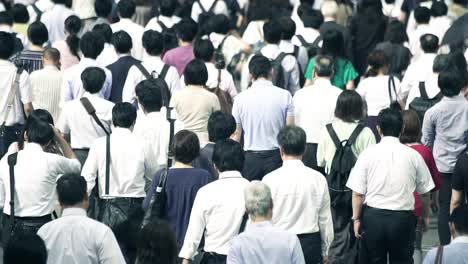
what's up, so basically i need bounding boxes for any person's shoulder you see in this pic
[422,247,438,264]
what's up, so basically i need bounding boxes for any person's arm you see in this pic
[23,102,33,117]
[414,154,436,231]
[101,71,112,100]
[53,127,76,160]
[81,143,99,195]
[450,155,466,213]
[346,80,355,90]
[421,110,435,149]
[286,93,295,126]
[98,228,126,264]
[318,182,334,259]
[179,193,207,261]
[291,236,306,264]
[352,192,365,238]
[232,124,242,142]
[450,190,464,214]
[419,192,431,232]
[121,67,137,105]
[19,72,34,117]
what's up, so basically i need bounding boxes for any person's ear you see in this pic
[377,125,383,137]
[279,147,285,157]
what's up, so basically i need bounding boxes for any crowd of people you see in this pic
[0,0,467,263]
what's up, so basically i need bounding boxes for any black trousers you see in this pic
[1,213,52,246]
[0,125,22,159]
[73,149,90,168]
[297,232,322,264]
[438,172,452,245]
[328,202,354,263]
[200,252,227,264]
[362,207,416,264]
[243,149,282,181]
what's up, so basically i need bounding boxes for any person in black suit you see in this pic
[107,31,140,103]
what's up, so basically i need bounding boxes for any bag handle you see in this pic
[238,211,248,234]
[388,75,397,104]
[419,81,429,100]
[1,67,23,129]
[105,135,110,195]
[80,97,111,136]
[7,153,18,228]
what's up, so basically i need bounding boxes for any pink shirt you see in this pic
[52,40,80,71]
[163,45,194,76]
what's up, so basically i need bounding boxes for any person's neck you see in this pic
[29,45,44,51]
[188,84,205,89]
[43,63,58,69]
[282,155,302,161]
[173,161,193,168]
[61,202,87,211]
[180,41,192,47]
[324,17,335,22]
[250,216,271,223]
[312,76,331,83]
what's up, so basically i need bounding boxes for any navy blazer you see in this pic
[107,55,140,103]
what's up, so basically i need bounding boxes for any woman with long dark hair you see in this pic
[52,15,81,70]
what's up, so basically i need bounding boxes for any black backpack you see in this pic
[409,81,443,124]
[288,45,306,87]
[135,63,172,107]
[214,34,230,69]
[197,0,219,26]
[326,123,365,207]
[271,52,289,89]
[157,20,179,56]
[296,35,322,59]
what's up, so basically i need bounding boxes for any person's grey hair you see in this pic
[314,55,334,77]
[244,181,272,218]
[321,1,338,17]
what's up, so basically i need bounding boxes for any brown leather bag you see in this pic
[205,69,233,114]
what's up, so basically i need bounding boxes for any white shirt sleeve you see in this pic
[179,191,206,259]
[19,71,32,104]
[97,227,127,264]
[122,66,138,105]
[81,142,99,194]
[414,153,435,195]
[318,181,334,256]
[167,66,183,95]
[346,151,369,195]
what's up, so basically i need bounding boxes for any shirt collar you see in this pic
[442,93,466,102]
[218,170,244,180]
[379,136,400,144]
[113,127,132,135]
[0,59,13,66]
[61,208,87,217]
[452,236,468,244]
[248,221,273,230]
[144,56,163,63]
[282,159,304,167]
[0,25,12,33]
[311,78,333,88]
[251,79,274,88]
[80,57,97,65]
[23,142,44,152]
[43,65,59,71]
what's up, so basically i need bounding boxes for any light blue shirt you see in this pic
[227,221,305,264]
[232,79,294,151]
[62,58,112,102]
[423,236,468,264]
[422,94,468,173]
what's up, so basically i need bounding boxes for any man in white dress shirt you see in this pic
[263,126,334,264]
[40,0,75,43]
[111,0,144,60]
[58,67,114,166]
[180,139,250,263]
[279,17,309,75]
[0,119,81,245]
[408,7,439,62]
[93,24,118,67]
[122,30,181,106]
[27,0,53,23]
[346,108,435,263]
[61,32,112,102]
[191,0,229,23]
[38,174,125,264]
[293,55,341,172]
[144,0,181,32]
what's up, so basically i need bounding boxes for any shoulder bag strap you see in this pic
[238,211,248,233]
[208,0,219,13]
[159,64,170,80]
[197,0,207,13]
[296,35,308,46]
[312,35,322,46]
[419,81,430,99]
[218,34,230,51]
[135,62,152,80]
[347,124,365,146]
[7,153,18,222]
[80,98,110,136]
[435,245,444,264]
[105,135,110,195]
[275,52,289,64]
[326,124,342,148]
[31,4,42,21]
[293,45,299,58]
[388,75,397,103]
[1,68,23,129]
[157,20,168,31]
[216,69,222,90]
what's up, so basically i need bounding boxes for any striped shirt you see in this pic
[11,50,44,74]
[30,65,63,122]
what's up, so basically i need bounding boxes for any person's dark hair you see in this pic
[432,54,451,72]
[52,0,68,4]
[0,11,14,26]
[263,20,282,44]
[414,6,431,24]
[208,111,236,142]
[56,174,87,206]
[453,0,468,5]
[204,14,230,35]
[314,55,334,77]
[194,39,214,62]
[135,79,163,113]
[431,1,448,17]
[184,59,208,86]
[142,30,163,56]
[212,139,245,172]
[384,20,409,44]
[172,130,200,164]
[420,34,439,53]
[249,55,272,80]
[111,30,133,54]
[301,9,324,29]
[81,67,106,94]
[117,0,135,18]
[136,220,178,264]
[246,0,272,21]
[278,17,296,40]
[112,102,137,128]
[365,49,389,77]
[27,119,54,146]
[80,31,104,59]
[11,3,29,23]
[335,90,364,122]
[377,108,403,137]
[277,126,307,156]
[27,22,48,45]
[438,68,464,97]
[356,0,384,23]
[65,15,82,60]
[175,18,198,42]
[0,32,15,59]
[92,23,112,43]
[95,0,112,17]
[23,109,55,143]
[321,29,345,58]
[4,234,47,264]
[400,110,421,144]
[160,0,177,17]
[450,205,468,235]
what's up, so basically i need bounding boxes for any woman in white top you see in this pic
[357,50,405,141]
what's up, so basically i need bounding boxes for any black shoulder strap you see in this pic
[31,4,42,21]
[274,52,288,65]
[159,64,170,80]
[296,35,308,46]
[419,81,429,99]
[135,62,152,80]
[293,45,299,58]
[388,75,397,103]
[197,0,207,13]
[347,124,365,146]
[208,0,219,13]
[435,245,444,264]
[326,124,341,149]
[218,34,230,51]
[80,98,110,136]
[157,20,168,31]
[312,35,322,46]
[7,153,18,221]
[238,211,248,234]
[105,135,110,195]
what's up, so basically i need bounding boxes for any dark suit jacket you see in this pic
[107,55,140,103]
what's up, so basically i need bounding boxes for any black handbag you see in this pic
[1,153,18,246]
[409,81,443,124]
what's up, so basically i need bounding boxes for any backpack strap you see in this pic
[1,67,23,129]
[197,0,207,13]
[31,3,42,21]
[105,135,110,195]
[388,75,397,103]
[238,211,248,234]
[157,20,168,31]
[7,153,18,222]
[135,62,152,80]
[296,35,308,47]
[326,124,342,149]
[293,45,299,59]
[208,0,219,13]
[274,52,289,65]
[80,98,111,136]
[218,34,230,51]
[312,35,322,46]
[419,81,429,100]
[159,64,170,80]
[216,69,222,90]
[347,124,365,146]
